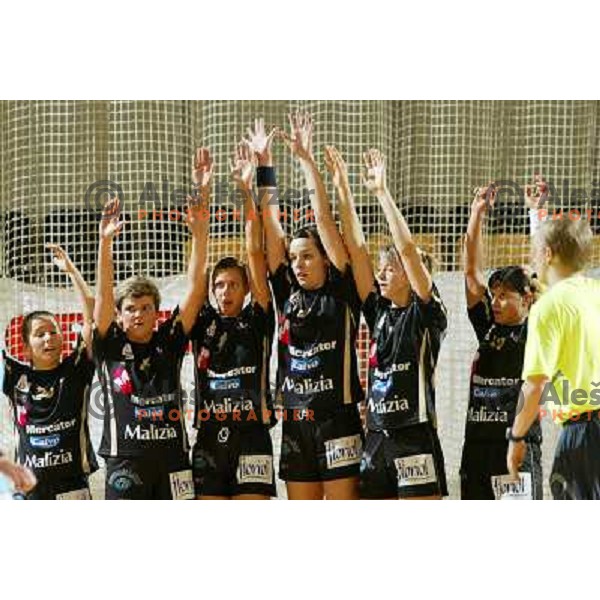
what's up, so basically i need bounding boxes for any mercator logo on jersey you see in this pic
[394,454,437,487]
[491,473,532,500]
[124,424,178,441]
[325,435,362,469]
[236,455,273,484]
[26,419,76,435]
[24,450,73,469]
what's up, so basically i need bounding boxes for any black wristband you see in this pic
[506,427,527,443]
[257,166,276,188]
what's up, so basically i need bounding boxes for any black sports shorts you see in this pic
[27,475,92,500]
[105,452,193,500]
[192,423,275,498]
[279,405,363,482]
[360,422,447,499]
[460,438,543,500]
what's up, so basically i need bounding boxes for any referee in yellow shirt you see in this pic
[507,216,600,499]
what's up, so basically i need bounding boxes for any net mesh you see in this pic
[2,100,600,498]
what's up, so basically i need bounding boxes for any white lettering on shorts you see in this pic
[491,473,532,500]
[56,488,91,500]
[394,454,437,488]
[325,435,362,470]
[169,469,194,500]
[236,455,273,485]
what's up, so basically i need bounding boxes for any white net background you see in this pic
[2,100,600,498]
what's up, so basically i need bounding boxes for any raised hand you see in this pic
[524,172,549,209]
[471,182,496,215]
[99,196,124,240]
[362,149,388,195]
[279,111,314,161]
[47,243,75,273]
[245,118,278,166]
[192,147,214,191]
[324,145,350,191]
[184,193,208,237]
[230,142,255,191]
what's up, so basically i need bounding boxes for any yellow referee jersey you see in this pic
[522,275,600,424]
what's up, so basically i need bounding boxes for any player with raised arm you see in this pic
[2,244,98,499]
[93,149,210,500]
[460,182,543,500]
[326,146,448,499]
[266,112,364,500]
[191,130,277,500]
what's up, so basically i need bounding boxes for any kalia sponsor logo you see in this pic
[209,378,241,391]
[29,434,61,449]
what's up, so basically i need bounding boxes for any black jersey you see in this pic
[2,338,98,485]
[191,301,275,428]
[362,285,447,430]
[465,289,542,443]
[93,309,190,458]
[271,263,364,418]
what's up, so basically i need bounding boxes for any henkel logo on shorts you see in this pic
[169,470,194,500]
[491,473,532,500]
[236,455,273,484]
[325,435,362,470]
[394,454,436,487]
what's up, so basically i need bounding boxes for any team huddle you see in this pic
[2,112,600,500]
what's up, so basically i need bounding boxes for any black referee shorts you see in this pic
[550,411,600,500]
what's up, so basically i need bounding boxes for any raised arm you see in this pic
[245,118,286,275]
[94,197,124,338]
[231,140,270,311]
[364,149,432,303]
[280,111,349,272]
[464,184,494,308]
[47,243,95,357]
[525,172,549,237]
[179,147,211,335]
[324,145,374,302]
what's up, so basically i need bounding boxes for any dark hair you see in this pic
[488,266,541,303]
[115,276,161,311]
[21,311,59,345]
[378,244,436,275]
[212,257,249,289]
[291,225,327,258]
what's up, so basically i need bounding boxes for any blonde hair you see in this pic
[538,218,593,271]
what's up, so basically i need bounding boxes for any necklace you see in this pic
[297,290,321,318]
